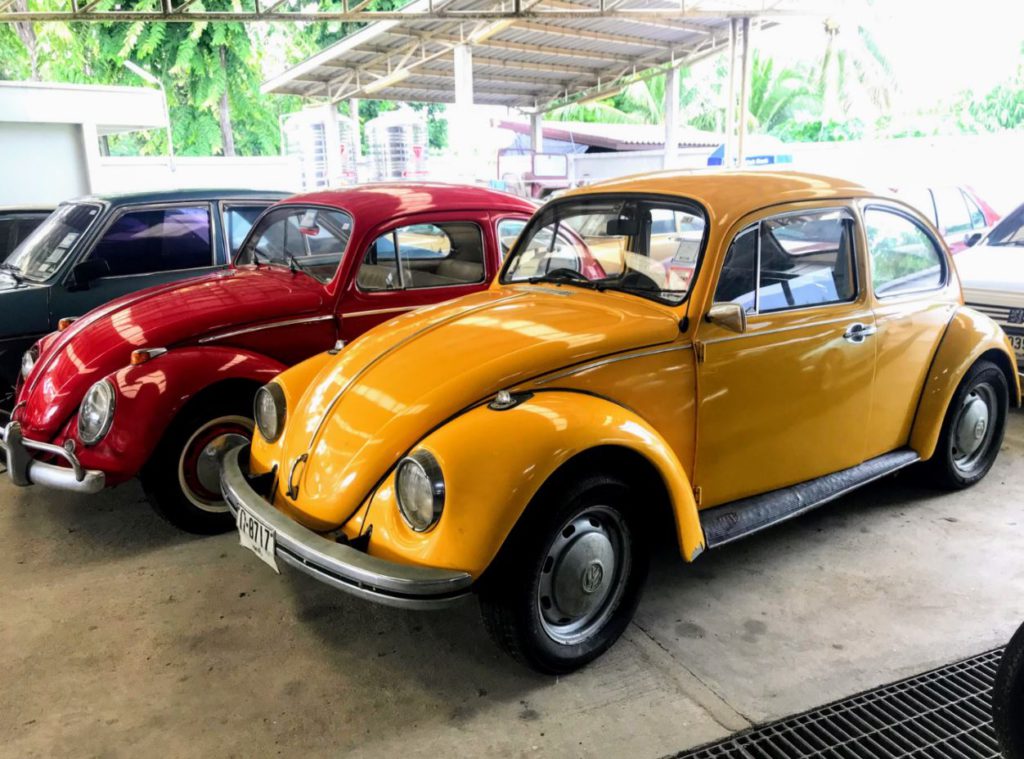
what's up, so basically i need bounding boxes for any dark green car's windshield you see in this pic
[4,203,102,283]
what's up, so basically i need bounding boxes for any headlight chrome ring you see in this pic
[78,379,116,446]
[20,347,38,381]
[254,383,286,442]
[395,450,445,532]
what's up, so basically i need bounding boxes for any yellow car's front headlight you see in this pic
[395,450,445,532]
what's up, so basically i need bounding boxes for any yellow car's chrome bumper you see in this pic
[219,445,472,610]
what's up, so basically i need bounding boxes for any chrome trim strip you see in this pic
[220,446,471,609]
[0,421,106,493]
[306,292,528,449]
[536,343,693,384]
[510,284,574,296]
[701,314,858,346]
[198,314,334,344]
[345,305,416,318]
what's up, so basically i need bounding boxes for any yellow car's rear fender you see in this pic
[363,391,706,579]
[910,306,1021,460]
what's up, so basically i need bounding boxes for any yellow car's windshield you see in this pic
[501,195,707,305]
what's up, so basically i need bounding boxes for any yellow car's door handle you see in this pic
[843,322,877,343]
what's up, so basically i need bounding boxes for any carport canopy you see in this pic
[264,0,824,111]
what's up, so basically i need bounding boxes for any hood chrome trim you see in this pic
[198,314,334,344]
[535,343,692,384]
[303,292,529,452]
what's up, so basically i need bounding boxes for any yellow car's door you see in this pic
[693,203,877,508]
[858,203,960,458]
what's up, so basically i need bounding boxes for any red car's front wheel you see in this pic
[142,394,254,534]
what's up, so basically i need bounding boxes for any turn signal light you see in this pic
[129,348,167,366]
[58,318,76,331]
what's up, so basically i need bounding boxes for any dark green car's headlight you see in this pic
[395,450,445,532]
[20,347,38,381]
[254,383,286,442]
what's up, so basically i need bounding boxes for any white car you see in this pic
[956,202,1024,373]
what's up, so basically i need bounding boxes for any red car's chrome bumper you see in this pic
[0,421,105,494]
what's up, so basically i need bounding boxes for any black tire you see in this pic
[925,359,1008,490]
[479,473,649,675]
[140,392,254,534]
[994,621,1024,758]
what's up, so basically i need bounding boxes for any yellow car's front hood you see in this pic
[275,285,680,528]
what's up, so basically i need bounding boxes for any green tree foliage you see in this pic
[955,43,1024,131]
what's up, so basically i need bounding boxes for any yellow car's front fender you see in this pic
[363,391,705,579]
[910,306,1021,460]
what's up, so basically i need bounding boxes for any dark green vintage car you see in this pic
[0,188,285,408]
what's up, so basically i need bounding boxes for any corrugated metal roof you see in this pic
[262,0,811,111]
[498,119,722,149]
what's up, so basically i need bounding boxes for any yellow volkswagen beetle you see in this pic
[221,171,1019,673]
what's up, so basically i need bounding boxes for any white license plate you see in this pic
[1008,334,1024,360]
[237,506,279,573]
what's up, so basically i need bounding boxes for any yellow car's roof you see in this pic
[561,170,881,226]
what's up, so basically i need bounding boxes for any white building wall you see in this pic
[0,122,91,205]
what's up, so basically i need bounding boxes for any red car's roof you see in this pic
[280,183,536,226]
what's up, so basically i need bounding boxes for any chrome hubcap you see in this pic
[178,415,254,513]
[197,432,251,493]
[537,505,630,645]
[951,383,996,473]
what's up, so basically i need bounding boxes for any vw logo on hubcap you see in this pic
[974,419,986,441]
[581,561,604,594]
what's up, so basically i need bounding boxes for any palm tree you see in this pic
[818,17,893,122]
[746,53,818,134]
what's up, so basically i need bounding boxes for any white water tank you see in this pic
[366,108,428,181]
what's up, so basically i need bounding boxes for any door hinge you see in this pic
[694,340,706,363]
[693,486,702,507]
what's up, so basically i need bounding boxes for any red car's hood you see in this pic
[18,267,326,438]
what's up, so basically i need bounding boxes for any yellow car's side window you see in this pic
[714,209,857,315]
[865,208,945,297]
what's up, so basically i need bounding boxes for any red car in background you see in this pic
[2,184,535,533]
[894,185,1000,253]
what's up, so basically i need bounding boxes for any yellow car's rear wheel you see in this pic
[479,472,649,674]
[927,359,1008,489]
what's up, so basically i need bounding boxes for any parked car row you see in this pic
[1,172,1019,673]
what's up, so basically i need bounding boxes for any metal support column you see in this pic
[348,98,361,183]
[724,17,738,168]
[452,43,475,180]
[663,65,681,169]
[737,16,752,167]
[530,111,544,155]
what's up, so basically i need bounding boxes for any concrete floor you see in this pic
[2,413,1023,759]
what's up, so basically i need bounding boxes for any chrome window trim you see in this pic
[714,206,860,318]
[219,199,280,261]
[72,200,217,282]
[11,200,106,285]
[355,220,487,294]
[233,204,356,285]
[861,202,949,300]
[197,314,334,344]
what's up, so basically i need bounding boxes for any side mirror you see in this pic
[68,259,110,291]
[706,302,747,333]
[964,232,983,248]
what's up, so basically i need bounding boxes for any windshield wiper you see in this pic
[0,262,23,283]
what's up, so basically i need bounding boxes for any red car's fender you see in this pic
[71,347,287,484]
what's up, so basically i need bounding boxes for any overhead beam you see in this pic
[0,6,828,22]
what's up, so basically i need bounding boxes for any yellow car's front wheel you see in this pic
[479,472,649,674]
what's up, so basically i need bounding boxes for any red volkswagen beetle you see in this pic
[2,184,535,533]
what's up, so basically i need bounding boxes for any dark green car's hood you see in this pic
[0,275,50,339]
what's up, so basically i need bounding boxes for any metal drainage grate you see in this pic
[673,649,1004,759]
